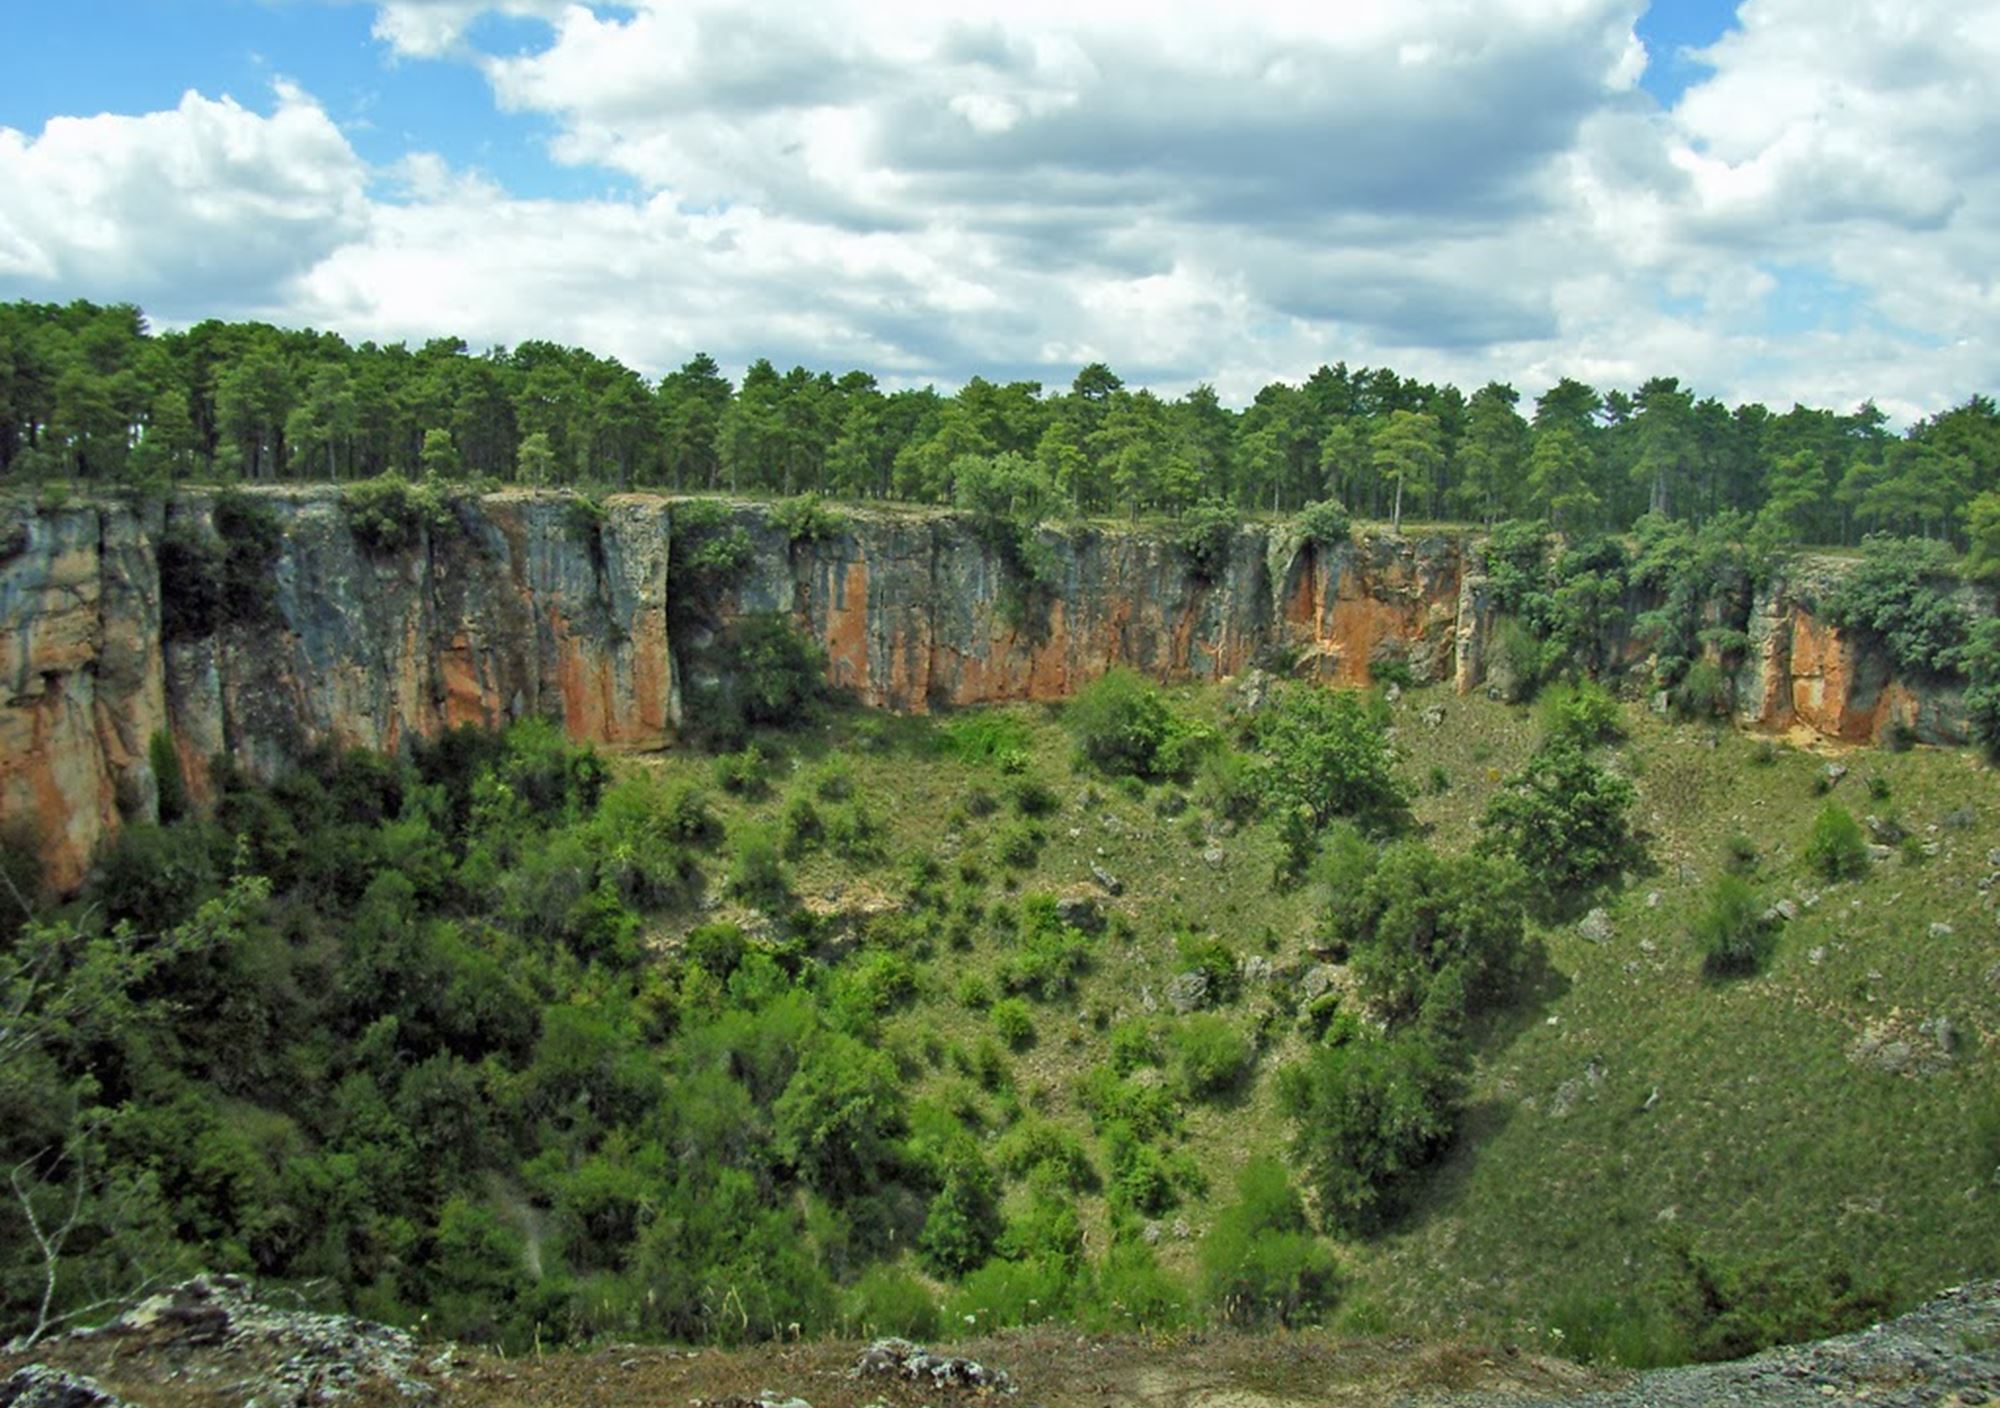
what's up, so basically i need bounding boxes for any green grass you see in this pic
[629,681,2000,1354]
[1366,693,2000,1352]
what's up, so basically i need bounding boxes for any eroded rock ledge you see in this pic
[0,489,1973,889]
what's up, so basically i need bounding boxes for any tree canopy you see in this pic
[4,300,1994,546]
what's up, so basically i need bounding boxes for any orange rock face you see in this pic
[1,491,672,891]
[0,493,1968,893]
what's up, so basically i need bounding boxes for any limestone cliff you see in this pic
[0,489,1975,890]
[3,489,672,889]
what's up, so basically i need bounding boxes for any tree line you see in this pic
[2,299,1996,544]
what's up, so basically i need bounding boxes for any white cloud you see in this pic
[0,84,368,314]
[0,0,1993,422]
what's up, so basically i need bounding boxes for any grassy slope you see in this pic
[628,682,2000,1349]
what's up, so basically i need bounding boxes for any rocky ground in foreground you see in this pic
[4,1278,1999,1408]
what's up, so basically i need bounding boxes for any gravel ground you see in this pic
[8,1279,1998,1407]
[1453,1281,2000,1408]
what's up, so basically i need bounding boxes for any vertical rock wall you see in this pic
[2,490,672,890]
[0,489,1976,892]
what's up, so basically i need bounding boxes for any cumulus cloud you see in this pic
[0,83,369,316]
[369,0,573,59]
[0,0,1993,420]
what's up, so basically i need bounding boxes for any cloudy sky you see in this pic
[2,1,1994,421]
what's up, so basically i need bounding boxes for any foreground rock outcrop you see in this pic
[0,489,1975,890]
[5,1277,1999,1407]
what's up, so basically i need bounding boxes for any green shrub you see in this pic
[91,820,218,933]
[1369,655,1414,691]
[1198,1158,1342,1328]
[686,613,828,748]
[953,452,1059,627]
[1965,619,2000,760]
[843,1264,938,1339]
[1067,668,1206,780]
[1492,617,1550,701]
[1539,680,1626,746]
[919,1149,1002,1278]
[1278,1033,1461,1235]
[1000,923,1089,999]
[1086,1241,1189,1332]
[826,801,885,862]
[710,745,772,796]
[1824,534,1969,679]
[1294,499,1352,546]
[1723,831,1759,874]
[994,819,1044,869]
[1076,1066,1180,1142]
[1255,684,1408,839]
[667,501,754,623]
[999,1187,1084,1268]
[956,972,994,1010]
[993,1120,1094,1191]
[1171,1014,1251,1098]
[810,754,855,800]
[683,921,747,979]
[726,823,789,910]
[946,1255,1073,1330]
[1196,748,1264,822]
[341,474,451,554]
[773,1031,905,1196]
[1333,840,1527,1033]
[1175,499,1241,582]
[157,517,224,640]
[1670,659,1731,720]
[779,792,823,858]
[991,997,1036,1049]
[211,488,284,627]
[1804,803,1869,881]
[770,494,848,545]
[560,493,607,547]
[1103,1127,1176,1218]
[1010,775,1061,818]
[935,712,1033,771]
[1173,932,1241,1007]
[655,780,720,847]
[1693,873,1774,979]
[1480,739,1638,902]
[1107,1019,1159,1075]
[160,491,285,638]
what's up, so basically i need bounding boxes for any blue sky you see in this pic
[0,1,619,199]
[0,1,1991,422]
[1632,0,1738,105]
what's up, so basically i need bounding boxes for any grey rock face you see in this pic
[1,490,1979,894]
[0,1366,132,1408]
[851,1338,1016,1394]
[1165,970,1210,1013]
